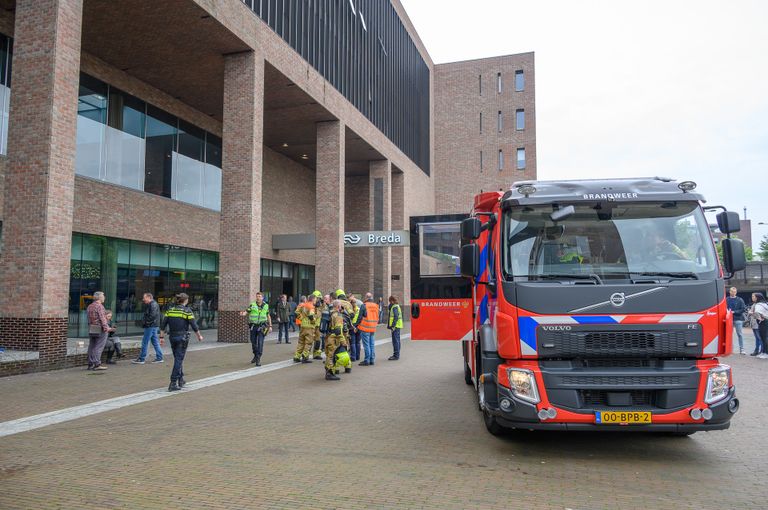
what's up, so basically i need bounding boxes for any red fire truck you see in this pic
[410,178,746,435]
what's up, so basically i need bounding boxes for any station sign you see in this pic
[344,230,410,248]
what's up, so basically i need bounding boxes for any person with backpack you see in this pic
[240,292,272,366]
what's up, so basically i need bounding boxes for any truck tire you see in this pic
[464,362,473,385]
[483,411,507,437]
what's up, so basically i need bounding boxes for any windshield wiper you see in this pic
[528,273,604,285]
[630,271,699,280]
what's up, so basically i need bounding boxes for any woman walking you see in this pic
[752,293,768,359]
[747,293,764,356]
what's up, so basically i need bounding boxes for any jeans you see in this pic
[754,328,764,354]
[391,328,401,358]
[277,322,290,342]
[361,331,375,363]
[87,332,108,367]
[250,324,266,357]
[350,330,361,361]
[170,336,188,382]
[289,314,296,332]
[733,320,744,351]
[139,327,163,361]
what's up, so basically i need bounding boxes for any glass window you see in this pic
[478,74,482,95]
[479,112,482,134]
[0,34,12,155]
[203,134,222,211]
[497,72,502,94]
[497,111,503,133]
[144,105,176,198]
[130,242,150,267]
[517,148,526,170]
[498,149,504,171]
[169,246,186,270]
[202,251,217,272]
[515,70,524,92]
[186,250,202,271]
[516,109,525,130]
[151,244,169,269]
[75,74,108,180]
[480,150,483,170]
[106,87,146,190]
[173,120,205,207]
[502,202,718,281]
[419,222,462,277]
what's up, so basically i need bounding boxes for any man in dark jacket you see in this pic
[727,287,747,354]
[276,294,291,344]
[159,293,203,391]
[132,292,164,364]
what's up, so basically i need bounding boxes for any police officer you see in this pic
[159,293,203,392]
[324,300,351,380]
[387,295,403,360]
[240,292,272,366]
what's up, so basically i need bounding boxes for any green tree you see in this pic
[759,234,768,261]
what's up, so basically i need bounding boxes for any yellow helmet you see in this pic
[335,350,351,367]
[312,290,322,298]
[334,289,346,298]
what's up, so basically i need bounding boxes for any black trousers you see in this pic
[170,336,189,382]
[759,321,768,354]
[250,324,266,357]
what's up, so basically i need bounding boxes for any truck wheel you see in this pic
[464,362,473,385]
[483,411,507,436]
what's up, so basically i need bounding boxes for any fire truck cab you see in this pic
[410,177,746,435]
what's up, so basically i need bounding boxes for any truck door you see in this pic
[409,215,474,340]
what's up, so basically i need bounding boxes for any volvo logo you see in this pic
[542,325,572,331]
[344,234,361,245]
[609,293,626,307]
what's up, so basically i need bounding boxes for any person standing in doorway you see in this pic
[86,291,112,371]
[240,292,272,366]
[387,296,403,360]
[288,296,297,332]
[747,293,764,356]
[276,294,291,344]
[355,292,380,366]
[159,293,203,391]
[132,293,164,365]
[726,287,747,355]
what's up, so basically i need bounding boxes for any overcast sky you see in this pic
[400,0,768,246]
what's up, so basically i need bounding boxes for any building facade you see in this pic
[0,0,535,373]
[434,54,537,214]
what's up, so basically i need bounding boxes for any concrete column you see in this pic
[218,50,265,343]
[370,159,392,301]
[315,121,345,293]
[391,171,408,310]
[0,0,83,365]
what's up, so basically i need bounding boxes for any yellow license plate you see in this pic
[596,411,652,424]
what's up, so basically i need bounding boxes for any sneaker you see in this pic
[93,365,107,371]
[740,349,746,355]
[131,359,145,365]
[750,352,760,356]
[388,355,399,361]
[168,381,181,392]
[152,358,165,364]
[758,353,768,359]
[359,361,370,366]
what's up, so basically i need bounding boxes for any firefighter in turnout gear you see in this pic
[239,292,272,366]
[293,295,317,363]
[159,293,203,392]
[333,289,355,348]
[311,290,324,359]
[325,300,351,380]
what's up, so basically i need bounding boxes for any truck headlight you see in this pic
[704,365,731,404]
[507,368,540,404]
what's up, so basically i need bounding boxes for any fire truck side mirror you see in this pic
[460,244,480,278]
[721,238,746,275]
[461,217,482,240]
[716,211,741,234]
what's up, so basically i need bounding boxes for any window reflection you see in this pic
[0,33,12,155]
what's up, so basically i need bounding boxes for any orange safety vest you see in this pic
[358,302,379,333]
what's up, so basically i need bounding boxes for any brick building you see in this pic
[435,54,537,214]
[0,0,536,373]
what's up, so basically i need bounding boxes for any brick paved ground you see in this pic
[0,325,765,509]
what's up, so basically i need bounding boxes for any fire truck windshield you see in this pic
[502,201,719,282]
